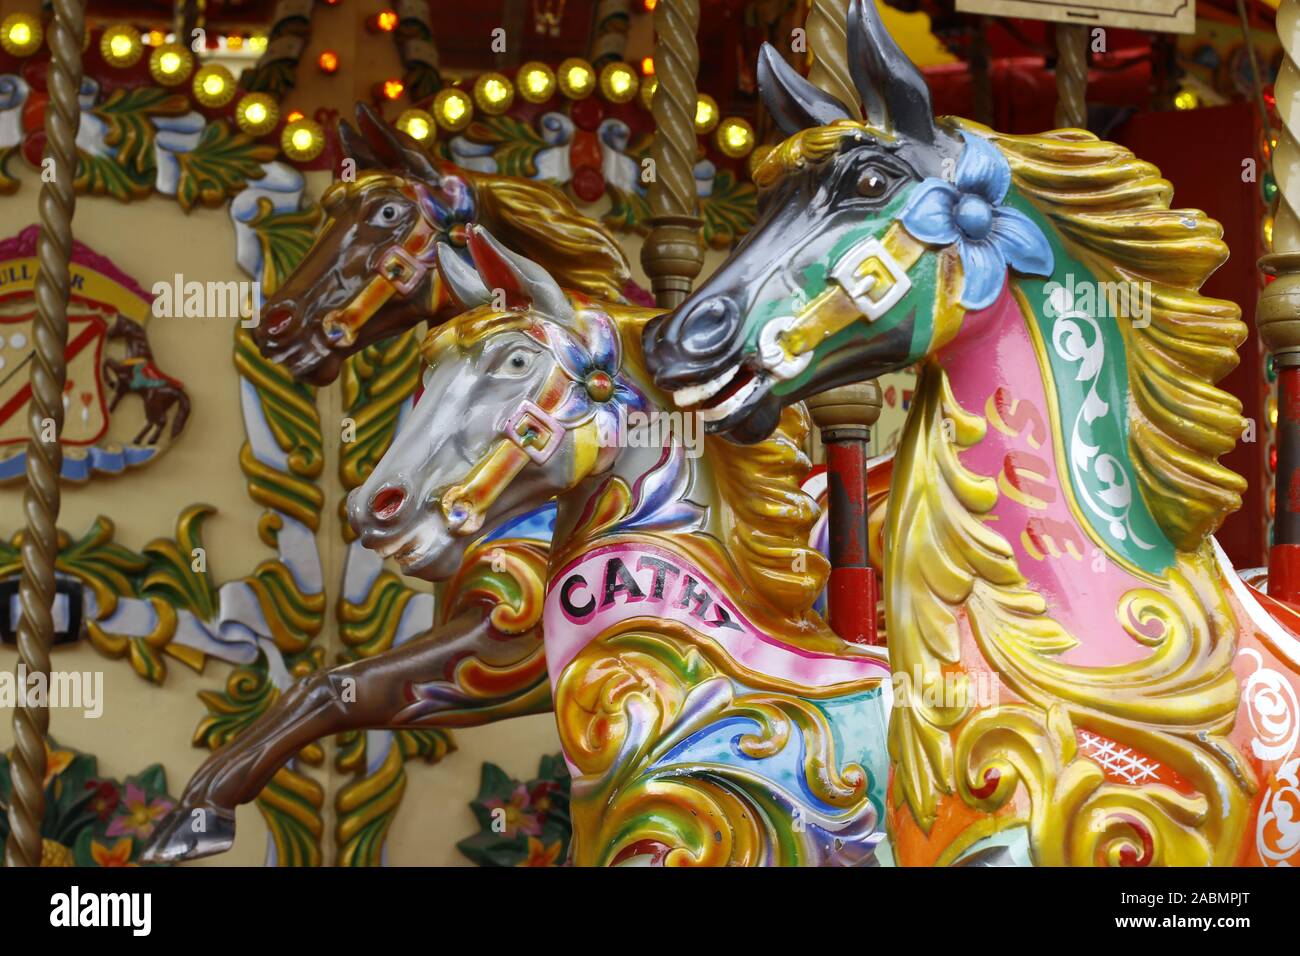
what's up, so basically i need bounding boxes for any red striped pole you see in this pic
[807,383,882,644]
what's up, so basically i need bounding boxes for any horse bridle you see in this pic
[434,323,621,539]
[757,220,925,380]
[320,182,446,348]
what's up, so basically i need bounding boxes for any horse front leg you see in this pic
[139,610,542,863]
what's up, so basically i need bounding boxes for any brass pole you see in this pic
[1053,22,1088,129]
[1260,0,1300,597]
[806,0,856,116]
[640,0,704,310]
[5,0,85,868]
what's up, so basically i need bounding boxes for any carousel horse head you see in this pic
[345,223,652,579]
[645,0,1014,442]
[255,103,632,386]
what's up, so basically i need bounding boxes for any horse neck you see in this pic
[909,279,1222,668]
[550,426,719,553]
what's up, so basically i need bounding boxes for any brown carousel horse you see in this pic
[103,313,190,445]
[252,103,641,386]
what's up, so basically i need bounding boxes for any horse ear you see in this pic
[338,118,383,170]
[466,225,573,321]
[757,43,854,136]
[353,102,441,183]
[847,0,936,143]
[436,242,492,309]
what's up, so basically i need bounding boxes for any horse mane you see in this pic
[968,120,1248,551]
[464,171,632,303]
[321,170,633,305]
[611,306,830,621]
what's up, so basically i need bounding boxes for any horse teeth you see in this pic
[672,364,738,408]
[699,374,761,423]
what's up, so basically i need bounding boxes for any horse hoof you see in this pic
[139,805,236,863]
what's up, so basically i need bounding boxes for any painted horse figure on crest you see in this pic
[346,225,892,865]
[646,0,1300,866]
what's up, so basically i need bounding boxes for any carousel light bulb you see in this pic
[641,57,654,76]
[235,93,279,135]
[694,94,719,134]
[373,10,399,32]
[382,78,405,100]
[518,62,556,103]
[599,62,638,104]
[434,89,473,131]
[474,73,514,114]
[1174,89,1198,110]
[194,64,236,107]
[248,33,268,53]
[149,43,194,86]
[1,14,42,57]
[101,24,143,67]
[559,58,596,99]
[318,50,339,73]
[147,30,165,47]
[282,118,325,161]
[397,108,434,141]
[716,117,754,158]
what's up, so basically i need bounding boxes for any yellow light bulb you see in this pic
[246,103,267,124]
[161,52,180,73]
[294,129,314,150]
[715,117,754,158]
[203,74,225,96]
[518,62,556,104]
[485,79,507,103]
[10,24,29,45]
[433,90,473,131]
[1,13,42,58]
[694,94,719,134]
[1173,89,1197,110]
[599,62,639,104]
[558,58,595,99]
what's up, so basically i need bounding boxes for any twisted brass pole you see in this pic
[806,0,856,115]
[5,0,85,868]
[1054,22,1088,129]
[640,0,703,310]
[1260,0,1300,595]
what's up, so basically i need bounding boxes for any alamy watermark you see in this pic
[599,409,706,459]
[1043,272,1152,329]
[0,664,103,718]
[150,274,261,327]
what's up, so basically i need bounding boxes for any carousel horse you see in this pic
[343,225,891,865]
[103,313,190,444]
[253,102,640,386]
[143,106,638,862]
[644,0,1300,867]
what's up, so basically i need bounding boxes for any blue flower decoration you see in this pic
[897,131,1054,310]
[539,312,647,453]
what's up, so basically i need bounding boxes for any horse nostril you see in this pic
[262,305,297,339]
[370,486,407,521]
[678,295,739,358]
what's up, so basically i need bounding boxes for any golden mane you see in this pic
[464,171,632,302]
[752,120,883,190]
[611,306,830,620]
[321,171,632,304]
[966,120,1248,551]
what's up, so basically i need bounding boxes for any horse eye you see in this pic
[858,168,889,199]
[380,203,399,221]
